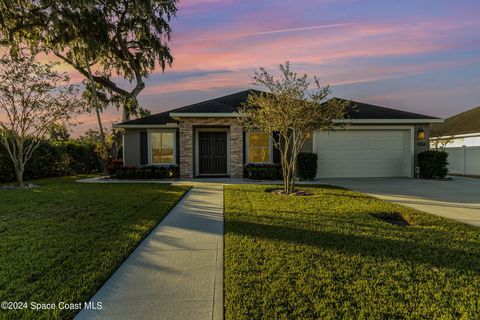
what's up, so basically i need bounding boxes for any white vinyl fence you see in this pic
[445,146,480,176]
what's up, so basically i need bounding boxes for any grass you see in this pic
[224,185,480,319]
[0,176,189,320]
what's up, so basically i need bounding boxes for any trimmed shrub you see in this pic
[107,159,124,175]
[124,168,136,179]
[297,152,318,180]
[110,165,178,180]
[418,150,449,179]
[244,163,282,180]
[134,168,144,179]
[167,165,180,178]
[114,168,126,179]
[143,169,153,179]
[154,167,167,179]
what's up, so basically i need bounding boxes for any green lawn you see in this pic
[224,185,480,319]
[0,176,188,320]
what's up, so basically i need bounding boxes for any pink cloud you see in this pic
[142,71,249,95]
[70,110,122,136]
[167,21,451,75]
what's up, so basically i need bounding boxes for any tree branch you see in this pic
[53,51,130,97]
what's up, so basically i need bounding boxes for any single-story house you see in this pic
[430,105,480,147]
[114,90,442,179]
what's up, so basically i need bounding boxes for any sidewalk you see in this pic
[75,185,224,320]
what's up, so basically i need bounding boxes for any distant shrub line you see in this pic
[0,140,102,183]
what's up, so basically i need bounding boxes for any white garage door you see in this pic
[313,129,412,178]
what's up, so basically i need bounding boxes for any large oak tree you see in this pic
[0,0,177,121]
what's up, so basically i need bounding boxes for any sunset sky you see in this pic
[63,0,480,135]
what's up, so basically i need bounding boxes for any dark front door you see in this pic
[198,131,228,175]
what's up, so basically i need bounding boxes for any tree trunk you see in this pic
[84,57,107,175]
[122,106,129,122]
[288,166,294,194]
[291,154,298,192]
[284,169,290,194]
[283,164,295,195]
[281,154,290,194]
[15,167,24,188]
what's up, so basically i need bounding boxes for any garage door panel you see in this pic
[313,129,412,178]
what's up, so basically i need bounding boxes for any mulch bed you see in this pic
[267,188,314,196]
[1,183,39,190]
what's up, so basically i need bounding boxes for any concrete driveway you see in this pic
[320,176,480,227]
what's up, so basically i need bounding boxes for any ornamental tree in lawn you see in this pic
[0,54,85,187]
[239,62,348,194]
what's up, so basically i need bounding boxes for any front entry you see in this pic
[198,131,228,175]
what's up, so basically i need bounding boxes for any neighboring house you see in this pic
[430,106,480,148]
[113,90,441,179]
[431,106,480,176]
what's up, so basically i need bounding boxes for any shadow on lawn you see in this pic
[226,219,480,273]
[232,184,375,201]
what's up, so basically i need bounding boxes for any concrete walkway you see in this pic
[75,185,224,320]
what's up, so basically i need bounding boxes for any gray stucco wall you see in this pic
[302,137,313,153]
[123,129,141,167]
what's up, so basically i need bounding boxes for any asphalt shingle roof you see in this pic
[170,89,260,114]
[117,90,439,126]
[116,110,175,125]
[431,106,480,136]
[332,98,440,120]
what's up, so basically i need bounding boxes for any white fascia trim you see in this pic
[169,112,239,119]
[336,119,444,124]
[113,124,179,129]
[327,125,414,130]
[431,132,480,139]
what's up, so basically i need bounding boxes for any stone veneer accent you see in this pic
[178,117,244,178]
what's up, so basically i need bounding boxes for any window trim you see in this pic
[246,131,273,164]
[148,129,177,165]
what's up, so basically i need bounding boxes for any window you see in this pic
[150,131,175,164]
[248,132,271,163]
